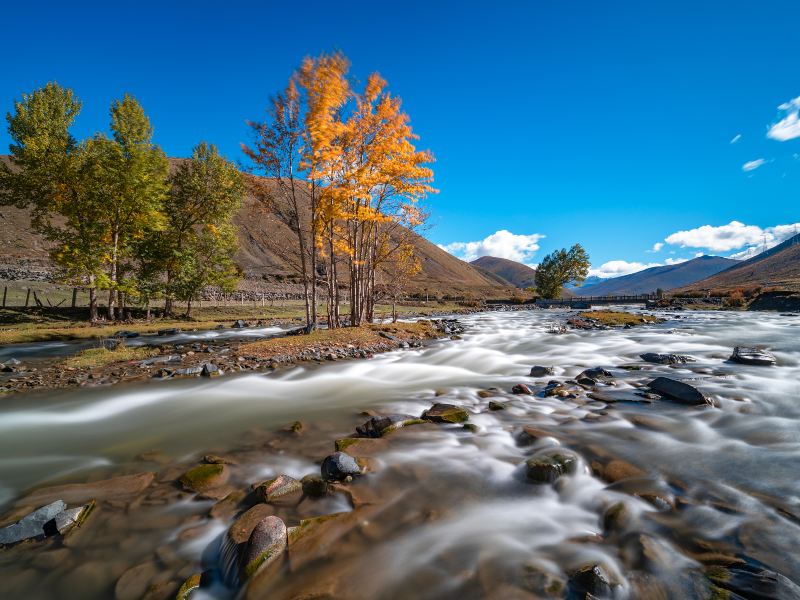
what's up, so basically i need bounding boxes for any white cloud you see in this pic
[664,220,800,257]
[439,229,544,265]
[742,158,766,172]
[730,133,741,144]
[664,220,764,251]
[767,95,800,141]
[650,242,664,252]
[588,260,662,278]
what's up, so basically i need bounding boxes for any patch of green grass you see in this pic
[62,345,157,369]
[580,310,659,326]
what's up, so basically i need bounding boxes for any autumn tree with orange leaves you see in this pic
[244,52,434,330]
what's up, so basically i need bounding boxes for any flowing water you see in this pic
[1,309,799,599]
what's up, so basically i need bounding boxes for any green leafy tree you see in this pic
[0,83,107,320]
[156,142,244,315]
[171,223,242,317]
[91,94,169,319]
[534,244,590,299]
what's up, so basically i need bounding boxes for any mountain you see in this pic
[0,156,509,296]
[470,256,537,288]
[676,234,800,293]
[574,256,739,296]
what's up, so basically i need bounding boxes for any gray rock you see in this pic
[174,366,203,378]
[321,452,362,481]
[113,330,140,339]
[0,500,66,545]
[529,365,554,377]
[54,502,94,535]
[240,516,287,580]
[578,367,613,381]
[157,328,181,336]
[254,474,302,502]
[730,346,776,366]
[139,354,181,366]
[640,352,694,364]
[201,363,223,377]
[647,377,709,406]
[232,319,249,328]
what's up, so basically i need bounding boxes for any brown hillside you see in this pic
[675,233,800,293]
[471,256,537,288]
[0,157,508,296]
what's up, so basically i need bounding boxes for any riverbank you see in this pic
[0,301,471,345]
[0,320,463,396]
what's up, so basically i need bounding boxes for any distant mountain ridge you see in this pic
[574,255,739,296]
[470,256,537,288]
[676,233,800,293]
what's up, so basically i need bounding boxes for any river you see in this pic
[0,309,798,599]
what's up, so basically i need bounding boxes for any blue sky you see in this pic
[2,1,799,277]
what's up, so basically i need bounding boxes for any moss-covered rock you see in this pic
[300,474,328,497]
[525,449,579,483]
[421,403,469,423]
[179,463,228,493]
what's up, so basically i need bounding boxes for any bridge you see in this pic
[485,294,658,310]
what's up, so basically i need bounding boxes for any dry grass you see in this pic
[240,321,438,359]
[580,310,658,326]
[63,345,158,369]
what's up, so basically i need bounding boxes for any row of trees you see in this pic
[243,52,435,330]
[0,84,244,320]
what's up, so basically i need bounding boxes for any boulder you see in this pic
[320,452,362,481]
[511,383,533,395]
[254,475,302,502]
[640,352,694,365]
[647,377,710,406]
[421,403,469,423]
[568,564,617,599]
[233,319,249,328]
[529,365,554,377]
[157,328,180,336]
[355,414,416,438]
[729,346,776,366]
[0,500,66,545]
[200,363,223,377]
[113,330,140,339]
[179,464,229,493]
[488,400,508,411]
[525,449,579,483]
[578,367,613,381]
[239,516,287,580]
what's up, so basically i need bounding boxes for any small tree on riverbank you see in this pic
[534,244,590,299]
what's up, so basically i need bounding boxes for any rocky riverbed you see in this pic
[0,309,798,599]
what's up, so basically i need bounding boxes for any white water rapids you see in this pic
[0,308,799,599]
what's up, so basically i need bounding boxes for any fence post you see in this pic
[25,288,31,307]
[2,286,6,308]
[71,287,77,308]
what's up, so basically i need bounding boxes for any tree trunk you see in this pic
[186,297,193,318]
[108,230,119,320]
[88,282,98,322]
